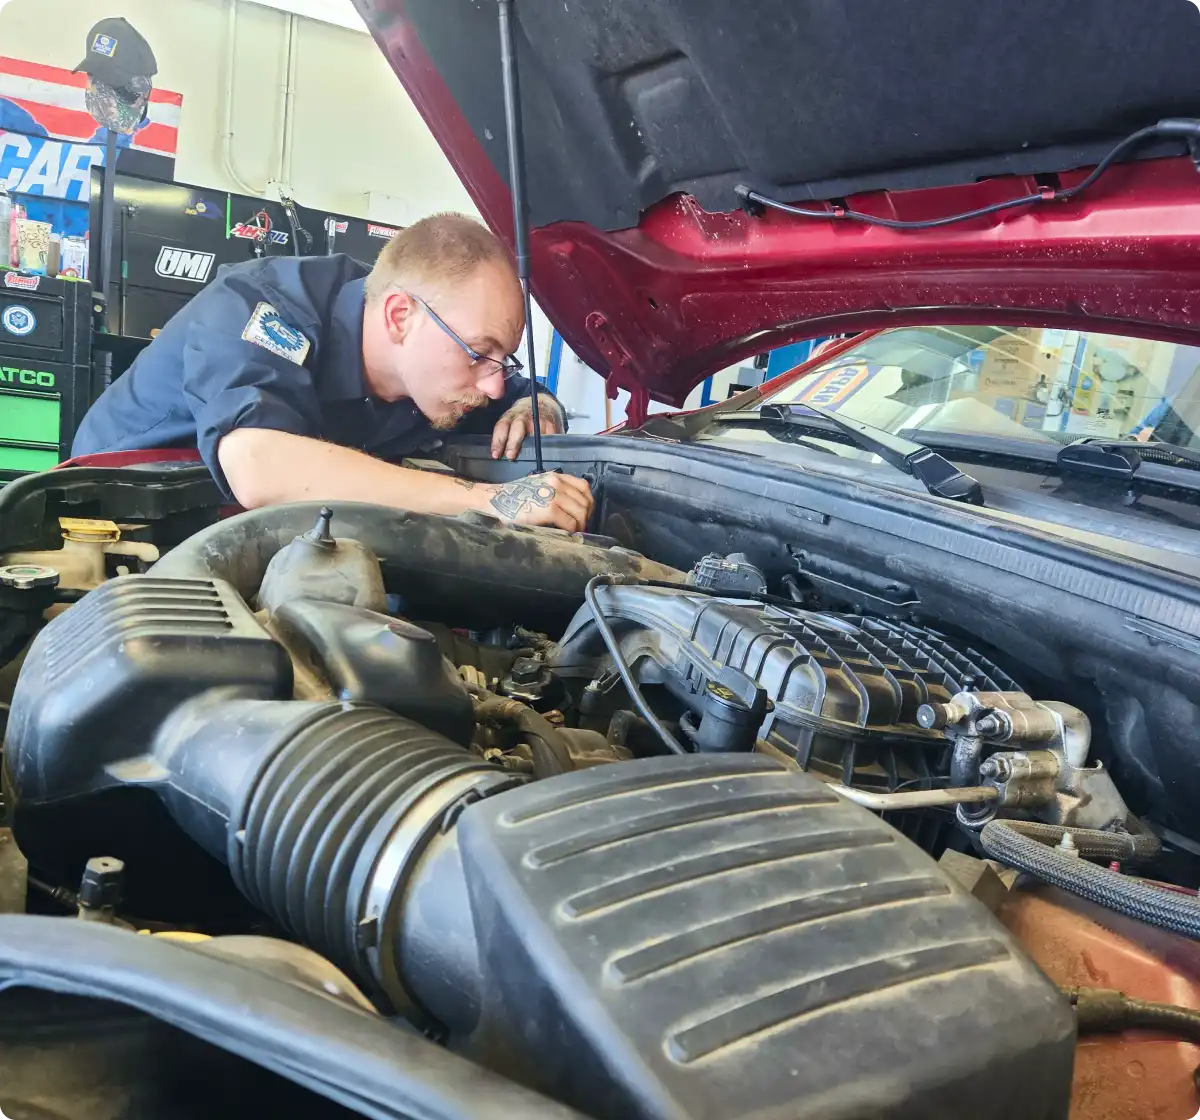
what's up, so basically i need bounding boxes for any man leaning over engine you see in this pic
[73,213,594,532]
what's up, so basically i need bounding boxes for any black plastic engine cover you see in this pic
[271,599,475,746]
[4,574,293,916]
[454,754,1073,1120]
[553,585,1018,786]
[6,575,292,801]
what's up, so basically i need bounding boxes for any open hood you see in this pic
[358,0,1200,422]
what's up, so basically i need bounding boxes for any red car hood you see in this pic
[359,0,1200,424]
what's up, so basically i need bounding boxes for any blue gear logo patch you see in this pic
[241,302,310,365]
[1,305,36,337]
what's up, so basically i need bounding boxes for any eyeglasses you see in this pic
[405,291,524,381]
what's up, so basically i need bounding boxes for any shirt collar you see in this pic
[318,276,369,402]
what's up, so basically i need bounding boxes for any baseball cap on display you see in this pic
[73,17,157,88]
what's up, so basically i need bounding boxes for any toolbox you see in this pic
[0,273,94,484]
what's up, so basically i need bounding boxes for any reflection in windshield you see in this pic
[760,327,1200,449]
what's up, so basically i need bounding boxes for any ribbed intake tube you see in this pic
[152,697,516,1012]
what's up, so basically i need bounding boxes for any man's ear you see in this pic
[381,290,416,344]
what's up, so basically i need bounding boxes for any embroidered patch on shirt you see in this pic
[241,302,311,365]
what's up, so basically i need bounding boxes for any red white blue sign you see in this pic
[0,55,182,200]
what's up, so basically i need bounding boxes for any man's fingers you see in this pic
[491,417,512,459]
[551,491,590,531]
[550,471,589,496]
[545,505,581,532]
[504,413,532,460]
[552,473,596,515]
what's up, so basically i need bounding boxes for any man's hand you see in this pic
[491,396,564,460]
[480,472,594,532]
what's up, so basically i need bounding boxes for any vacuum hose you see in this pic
[978,819,1200,940]
[584,575,688,756]
[1067,987,1200,1043]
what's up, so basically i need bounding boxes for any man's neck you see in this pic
[360,309,410,402]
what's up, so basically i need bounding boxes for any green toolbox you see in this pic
[0,274,94,484]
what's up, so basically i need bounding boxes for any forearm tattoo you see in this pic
[489,475,557,520]
[452,477,476,490]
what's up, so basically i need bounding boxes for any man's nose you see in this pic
[478,367,507,399]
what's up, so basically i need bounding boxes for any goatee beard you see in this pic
[430,390,489,430]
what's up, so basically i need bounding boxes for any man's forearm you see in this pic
[218,428,489,515]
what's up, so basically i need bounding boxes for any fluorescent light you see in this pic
[240,0,368,33]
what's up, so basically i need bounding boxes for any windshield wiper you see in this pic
[1057,438,1200,480]
[757,402,984,504]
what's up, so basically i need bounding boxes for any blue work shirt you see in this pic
[1130,398,1171,437]
[73,254,545,495]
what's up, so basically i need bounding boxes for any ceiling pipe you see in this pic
[221,0,263,196]
[280,14,299,188]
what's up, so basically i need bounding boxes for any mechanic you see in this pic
[1129,365,1200,445]
[72,213,594,532]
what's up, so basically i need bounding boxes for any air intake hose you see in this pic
[152,698,517,1012]
[149,501,684,632]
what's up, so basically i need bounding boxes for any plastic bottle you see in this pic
[0,187,11,269]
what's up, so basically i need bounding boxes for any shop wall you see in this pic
[0,0,564,368]
[0,0,475,222]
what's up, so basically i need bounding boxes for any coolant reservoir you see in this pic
[3,518,160,592]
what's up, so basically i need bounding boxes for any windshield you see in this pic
[747,327,1200,449]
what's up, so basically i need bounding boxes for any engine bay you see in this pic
[1,488,1200,1120]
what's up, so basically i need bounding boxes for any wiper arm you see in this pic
[1057,438,1200,480]
[759,402,985,504]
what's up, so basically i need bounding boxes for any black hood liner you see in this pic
[394,0,1200,231]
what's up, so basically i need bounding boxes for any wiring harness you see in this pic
[737,119,1200,232]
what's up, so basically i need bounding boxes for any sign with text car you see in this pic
[154,247,215,283]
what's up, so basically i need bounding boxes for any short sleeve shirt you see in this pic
[72,254,545,495]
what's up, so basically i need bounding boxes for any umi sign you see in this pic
[155,247,215,283]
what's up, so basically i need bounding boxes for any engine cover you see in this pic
[449,754,1074,1120]
[553,585,1017,786]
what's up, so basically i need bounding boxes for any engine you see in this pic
[1,506,1085,1119]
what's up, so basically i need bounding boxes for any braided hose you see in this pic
[980,819,1200,940]
[992,819,1162,863]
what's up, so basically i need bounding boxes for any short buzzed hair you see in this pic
[364,212,513,304]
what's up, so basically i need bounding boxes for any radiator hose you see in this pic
[978,819,1200,939]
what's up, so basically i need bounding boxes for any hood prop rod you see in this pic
[497,0,545,474]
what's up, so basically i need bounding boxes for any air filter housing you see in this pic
[446,754,1075,1120]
